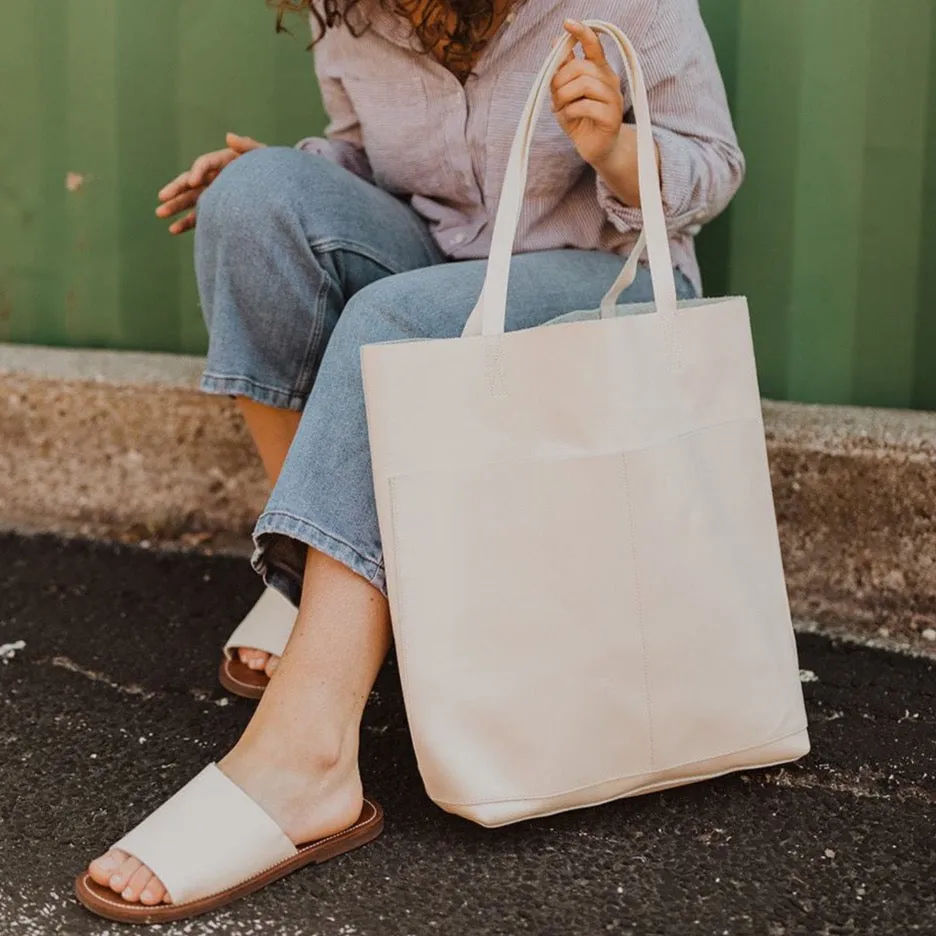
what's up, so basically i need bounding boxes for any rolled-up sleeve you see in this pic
[598,0,745,235]
[296,52,373,182]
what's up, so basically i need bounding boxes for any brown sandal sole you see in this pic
[74,799,384,925]
[218,657,270,700]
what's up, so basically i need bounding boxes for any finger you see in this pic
[169,211,197,235]
[551,34,575,63]
[155,186,205,219]
[158,170,194,203]
[556,48,575,74]
[552,76,618,112]
[564,19,608,67]
[188,149,234,187]
[557,99,616,127]
[551,58,602,92]
[226,132,264,153]
[187,150,231,187]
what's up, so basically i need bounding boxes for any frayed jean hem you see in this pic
[200,373,307,412]
[252,510,387,603]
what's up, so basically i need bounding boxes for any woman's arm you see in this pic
[553,4,744,233]
[296,61,373,182]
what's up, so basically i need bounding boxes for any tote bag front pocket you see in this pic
[387,452,653,811]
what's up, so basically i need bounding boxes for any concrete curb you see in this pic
[763,401,936,651]
[0,345,266,542]
[2,344,935,653]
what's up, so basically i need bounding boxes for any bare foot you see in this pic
[86,744,362,906]
[237,647,281,678]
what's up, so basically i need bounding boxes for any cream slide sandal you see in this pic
[219,588,297,699]
[75,764,384,924]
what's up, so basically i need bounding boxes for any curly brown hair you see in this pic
[271,1,504,73]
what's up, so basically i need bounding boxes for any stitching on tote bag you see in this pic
[484,340,508,398]
[620,453,656,771]
[387,474,432,763]
[387,478,413,692]
[664,306,683,373]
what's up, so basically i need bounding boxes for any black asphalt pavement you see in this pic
[0,532,933,936]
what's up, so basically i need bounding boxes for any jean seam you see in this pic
[290,238,437,396]
[291,268,333,399]
[309,236,439,276]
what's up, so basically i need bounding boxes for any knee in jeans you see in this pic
[341,268,464,345]
[195,147,310,240]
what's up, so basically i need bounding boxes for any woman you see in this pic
[78,0,743,922]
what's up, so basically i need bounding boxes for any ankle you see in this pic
[219,742,364,845]
[232,725,359,778]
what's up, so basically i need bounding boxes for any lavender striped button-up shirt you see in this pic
[298,0,744,294]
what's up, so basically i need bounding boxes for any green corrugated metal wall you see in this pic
[1,1,934,408]
[724,0,936,409]
[0,0,325,354]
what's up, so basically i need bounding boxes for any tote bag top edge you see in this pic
[359,295,751,365]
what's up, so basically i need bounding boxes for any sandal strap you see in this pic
[223,588,296,660]
[115,764,296,905]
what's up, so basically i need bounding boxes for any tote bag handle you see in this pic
[462,21,677,338]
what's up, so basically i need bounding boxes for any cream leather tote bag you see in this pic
[362,21,809,828]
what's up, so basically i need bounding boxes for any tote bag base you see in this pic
[435,727,810,828]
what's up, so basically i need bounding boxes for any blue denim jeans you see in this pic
[194,147,696,600]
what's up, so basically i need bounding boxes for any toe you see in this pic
[122,864,157,904]
[140,877,169,906]
[88,848,127,886]
[238,648,270,670]
[264,655,280,678]
[109,855,141,894]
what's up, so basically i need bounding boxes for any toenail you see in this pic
[141,890,153,902]
[122,888,133,900]
[110,876,123,887]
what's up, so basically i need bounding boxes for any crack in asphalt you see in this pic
[753,766,936,805]
[39,656,230,707]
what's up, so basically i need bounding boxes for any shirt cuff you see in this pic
[596,127,704,236]
[294,137,373,182]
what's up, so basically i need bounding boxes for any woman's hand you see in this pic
[551,21,625,168]
[551,20,657,209]
[156,133,265,234]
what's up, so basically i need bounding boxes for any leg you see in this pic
[85,250,692,906]
[87,549,389,907]
[237,401,301,487]
[194,147,443,673]
[230,398,300,677]
[254,248,695,598]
